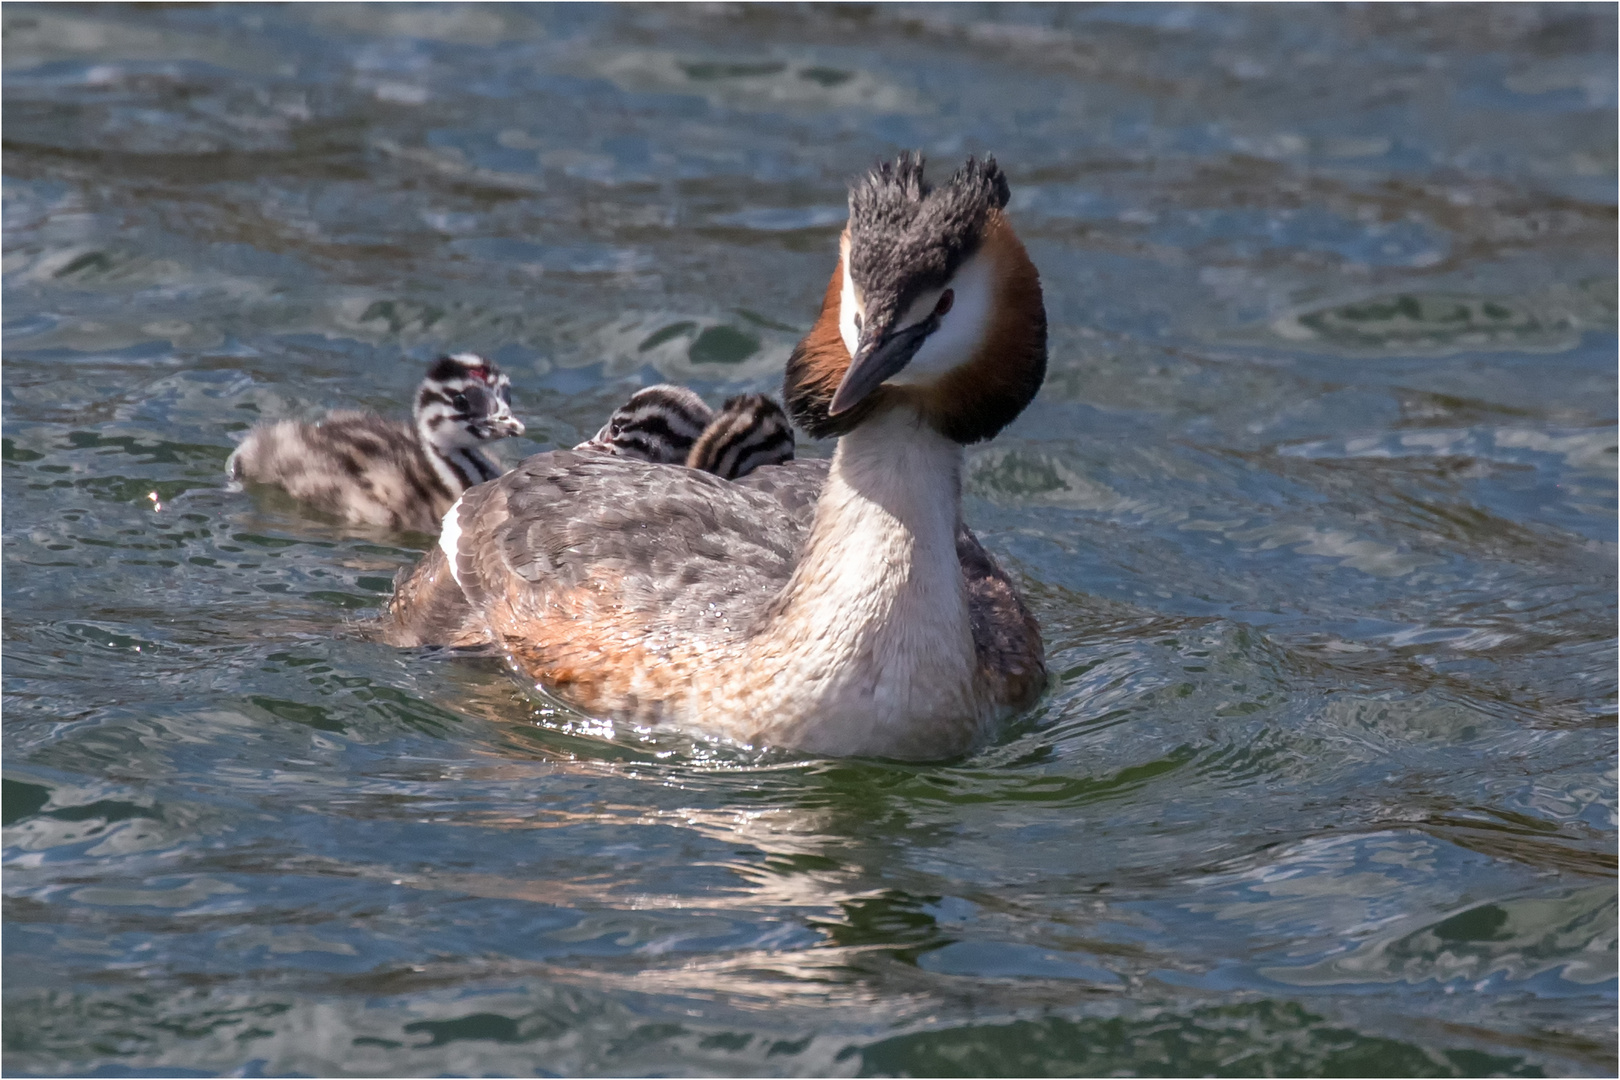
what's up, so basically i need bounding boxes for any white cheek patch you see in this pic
[438,495,465,590]
[838,236,862,358]
[839,277,860,358]
[890,251,994,385]
[897,288,944,332]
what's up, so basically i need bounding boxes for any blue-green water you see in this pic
[3,4,1615,1076]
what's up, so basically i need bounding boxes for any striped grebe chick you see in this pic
[685,393,794,478]
[578,385,794,479]
[575,384,712,461]
[228,353,523,534]
[386,155,1046,759]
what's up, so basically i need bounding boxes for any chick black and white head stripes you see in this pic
[577,385,795,480]
[414,353,524,453]
[686,394,794,479]
[575,384,714,464]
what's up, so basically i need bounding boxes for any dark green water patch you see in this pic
[688,324,760,365]
[2,779,52,826]
[852,1001,1547,1078]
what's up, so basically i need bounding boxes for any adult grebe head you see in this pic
[784,153,1047,445]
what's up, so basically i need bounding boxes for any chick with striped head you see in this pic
[577,384,793,480]
[228,353,522,534]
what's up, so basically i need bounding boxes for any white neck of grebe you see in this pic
[747,404,980,756]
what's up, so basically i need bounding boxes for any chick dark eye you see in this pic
[853,312,863,332]
[451,393,469,412]
[934,289,954,317]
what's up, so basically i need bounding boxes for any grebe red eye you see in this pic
[934,289,954,317]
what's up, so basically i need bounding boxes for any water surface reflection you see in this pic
[4,3,1615,1076]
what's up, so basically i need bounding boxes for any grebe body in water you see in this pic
[387,156,1046,758]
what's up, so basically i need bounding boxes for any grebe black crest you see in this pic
[577,384,794,480]
[228,353,523,534]
[785,153,1044,445]
[386,155,1046,759]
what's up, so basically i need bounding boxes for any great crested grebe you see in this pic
[228,353,523,534]
[386,155,1047,759]
[577,384,794,479]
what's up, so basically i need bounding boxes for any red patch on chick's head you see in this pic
[428,353,497,386]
